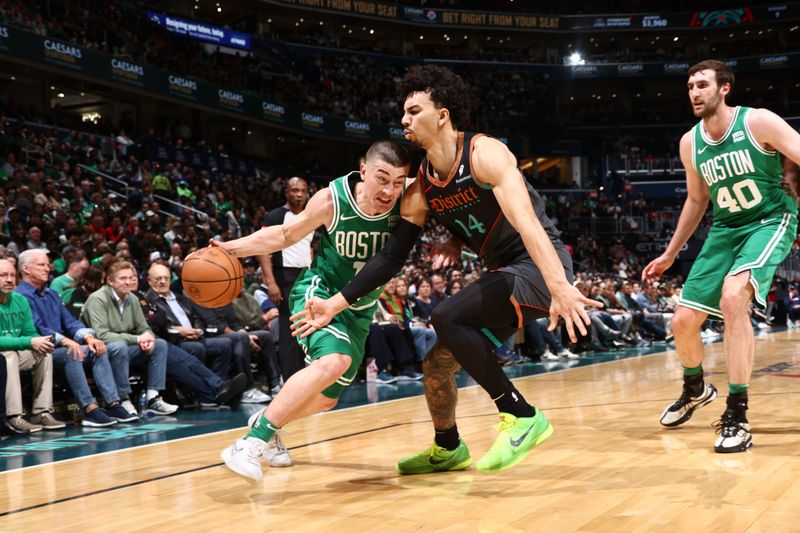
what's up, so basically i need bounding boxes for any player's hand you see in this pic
[547,283,604,343]
[291,296,338,338]
[429,238,462,270]
[642,254,675,284]
[209,239,230,251]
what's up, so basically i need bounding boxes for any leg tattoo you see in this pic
[423,342,461,431]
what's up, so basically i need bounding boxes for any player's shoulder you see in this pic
[679,129,694,148]
[470,134,514,170]
[744,107,781,127]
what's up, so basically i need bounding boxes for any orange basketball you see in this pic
[181,247,244,308]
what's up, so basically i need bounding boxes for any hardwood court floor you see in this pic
[2,330,800,532]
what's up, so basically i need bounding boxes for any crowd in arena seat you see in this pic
[7,0,796,138]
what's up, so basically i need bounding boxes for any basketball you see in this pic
[181,247,244,308]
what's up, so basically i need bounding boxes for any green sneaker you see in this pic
[476,411,553,473]
[396,438,472,475]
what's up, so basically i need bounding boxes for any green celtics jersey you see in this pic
[692,106,797,227]
[311,172,402,310]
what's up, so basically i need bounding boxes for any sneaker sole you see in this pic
[147,408,178,415]
[714,437,753,453]
[396,456,473,475]
[221,447,262,484]
[476,422,554,473]
[659,386,718,428]
[81,420,117,427]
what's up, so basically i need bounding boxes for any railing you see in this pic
[605,154,683,178]
[777,251,800,283]
[78,164,129,198]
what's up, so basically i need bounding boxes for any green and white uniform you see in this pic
[290,172,402,398]
[679,106,798,317]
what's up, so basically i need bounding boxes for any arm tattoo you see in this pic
[422,342,461,431]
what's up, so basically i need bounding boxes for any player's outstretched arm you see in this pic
[471,137,602,342]
[291,181,428,338]
[211,189,332,258]
[642,132,709,283]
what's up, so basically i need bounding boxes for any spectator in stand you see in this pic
[0,258,63,434]
[370,282,423,383]
[786,285,800,327]
[392,277,436,363]
[525,318,578,361]
[410,277,436,322]
[0,356,8,435]
[80,260,179,416]
[26,226,47,250]
[447,279,463,296]
[617,280,668,341]
[430,273,447,307]
[144,263,233,383]
[231,289,283,395]
[65,265,104,319]
[115,129,134,156]
[50,250,89,304]
[193,302,271,404]
[132,273,247,409]
[14,252,126,427]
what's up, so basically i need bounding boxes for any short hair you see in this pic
[688,60,735,91]
[18,249,48,273]
[365,140,411,168]
[398,65,472,131]
[106,259,136,279]
[67,250,87,266]
[147,262,169,278]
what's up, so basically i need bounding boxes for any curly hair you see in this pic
[398,65,472,131]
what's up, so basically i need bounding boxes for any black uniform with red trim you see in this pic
[419,132,573,324]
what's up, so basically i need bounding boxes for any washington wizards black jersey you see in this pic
[419,132,559,270]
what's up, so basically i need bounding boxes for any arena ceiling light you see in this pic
[567,52,585,66]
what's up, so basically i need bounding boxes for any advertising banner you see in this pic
[146,12,250,50]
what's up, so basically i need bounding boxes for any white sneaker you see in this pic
[221,438,266,483]
[558,348,580,359]
[241,388,272,404]
[147,396,179,415]
[263,434,293,467]
[121,400,138,416]
[540,349,559,361]
[246,410,294,467]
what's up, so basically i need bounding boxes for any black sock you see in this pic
[683,372,705,396]
[434,425,460,450]
[727,391,749,411]
[494,387,536,418]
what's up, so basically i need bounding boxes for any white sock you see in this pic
[146,389,159,401]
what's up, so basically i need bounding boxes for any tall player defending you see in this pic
[293,65,600,473]
[643,60,800,452]
[216,141,411,483]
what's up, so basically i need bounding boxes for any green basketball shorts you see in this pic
[678,213,797,318]
[290,270,373,399]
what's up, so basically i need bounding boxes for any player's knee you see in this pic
[316,353,351,382]
[720,288,749,316]
[671,308,703,335]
